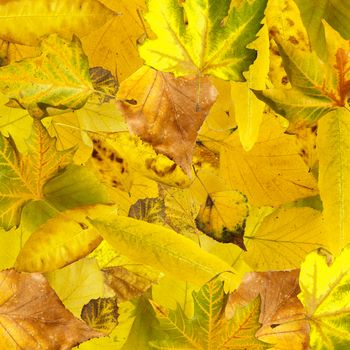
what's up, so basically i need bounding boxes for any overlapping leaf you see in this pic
[0,0,115,46]
[151,279,268,349]
[299,246,350,349]
[117,66,217,173]
[0,34,93,118]
[0,269,101,349]
[139,0,267,80]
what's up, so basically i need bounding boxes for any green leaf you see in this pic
[298,246,350,349]
[317,108,350,254]
[46,257,111,318]
[90,215,236,289]
[0,120,74,229]
[0,0,115,46]
[150,279,268,349]
[81,297,119,335]
[139,0,268,80]
[294,0,350,59]
[0,34,93,118]
[253,41,336,127]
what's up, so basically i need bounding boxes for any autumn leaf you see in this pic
[244,207,327,270]
[228,270,309,350]
[90,215,236,289]
[117,66,217,173]
[81,297,119,335]
[317,108,350,254]
[219,114,318,206]
[294,0,350,59]
[139,0,267,80]
[298,246,350,349]
[151,278,269,349]
[82,0,147,82]
[0,34,93,118]
[253,39,350,129]
[0,269,102,349]
[0,0,115,46]
[0,120,73,230]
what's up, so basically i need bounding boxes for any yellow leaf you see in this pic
[220,113,318,206]
[0,0,115,46]
[231,23,269,151]
[318,108,350,254]
[90,215,237,289]
[15,205,117,272]
[244,207,327,271]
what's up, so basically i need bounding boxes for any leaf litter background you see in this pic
[0,0,350,349]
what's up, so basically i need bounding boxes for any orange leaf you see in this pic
[0,269,102,349]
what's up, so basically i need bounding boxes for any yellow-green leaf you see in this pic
[0,34,93,118]
[317,108,350,254]
[0,0,115,46]
[90,215,236,288]
[139,0,267,80]
[299,246,350,349]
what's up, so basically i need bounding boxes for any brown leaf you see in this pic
[227,270,309,350]
[0,269,102,350]
[103,266,156,302]
[117,66,217,174]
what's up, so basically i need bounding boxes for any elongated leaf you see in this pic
[90,215,236,288]
[294,0,350,59]
[0,34,93,118]
[244,207,327,270]
[0,0,115,46]
[151,279,268,349]
[299,246,350,349]
[0,269,101,349]
[15,206,116,272]
[139,0,267,80]
[318,108,350,254]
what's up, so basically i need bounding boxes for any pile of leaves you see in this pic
[0,0,350,349]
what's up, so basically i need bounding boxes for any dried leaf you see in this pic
[117,66,217,173]
[0,269,102,349]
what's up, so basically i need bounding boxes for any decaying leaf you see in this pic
[0,269,102,349]
[89,66,119,103]
[117,66,217,174]
[227,270,309,350]
[139,0,268,80]
[195,190,248,250]
[151,278,269,349]
[81,297,119,335]
[220,114,318,206]
[103,266,156,302]
[299,246,350,349]
[0,34,93,118]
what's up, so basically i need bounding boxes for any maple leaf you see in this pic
[298,246,350,349]
[228,270,309,350]
[0,120,73,230]
[253,40,350,129]
[117,66,217,174]
[150,278,269,349]
[0,269,102,349]
[0,0,115,46]
[139,0,267,80]
[0,34,93,118]
[293,0,350,59]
